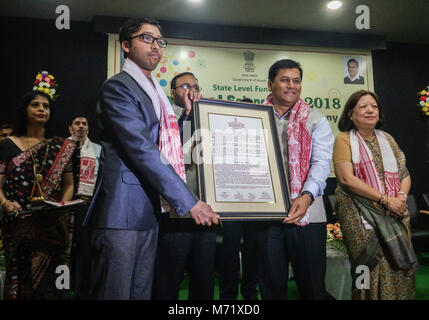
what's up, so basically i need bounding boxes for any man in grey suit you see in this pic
[84,17,219,300]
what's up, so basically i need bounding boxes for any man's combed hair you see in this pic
[268,59,303,81]
[0,123,13,130]
[69,114,88,126]
[119,17,163,59]
[347,58,359,67]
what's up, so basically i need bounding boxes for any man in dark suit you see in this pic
[153,72,217,300]
[84,17,219,300]
[344,58,365,84]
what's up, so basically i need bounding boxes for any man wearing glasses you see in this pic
[153,72,217,300]
[85,18,219,300]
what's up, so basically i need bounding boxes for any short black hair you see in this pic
[0,123,13,130]
[13,91,54,137]
[170,72,197,89]
[268,59,303,82]
[347,58,359,67]
[69,114,88,126]
[119,17,163,59]
[338,90,384,132]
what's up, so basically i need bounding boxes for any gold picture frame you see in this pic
[192,98,291,220]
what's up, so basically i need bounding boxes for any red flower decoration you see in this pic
[421,96,427,101]
[34,80,39,85]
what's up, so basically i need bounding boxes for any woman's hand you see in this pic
[397,193,407,203]
[385,196,407,217]
[3,200,22,217]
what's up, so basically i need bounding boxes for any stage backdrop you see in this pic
[108,34,374,175]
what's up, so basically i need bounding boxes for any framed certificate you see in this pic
[192,98,291,220]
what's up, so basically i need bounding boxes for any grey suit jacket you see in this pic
[84,72,199,230]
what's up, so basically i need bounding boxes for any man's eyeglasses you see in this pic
[129,33,168,48]
[172,84,201,92]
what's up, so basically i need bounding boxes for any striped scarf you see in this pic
[123,59,186,212]
[264,95,312,226]
[350,129,400,198]
[67,137,97,197]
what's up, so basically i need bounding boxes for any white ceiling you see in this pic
[2,0,428,43]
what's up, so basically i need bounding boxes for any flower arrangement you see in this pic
[32,71,58,101]
[417,86,429,118]
[327,222,348,255]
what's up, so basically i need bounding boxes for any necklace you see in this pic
[24,138,50,203]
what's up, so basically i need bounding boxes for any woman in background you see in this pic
[0,72,77,299]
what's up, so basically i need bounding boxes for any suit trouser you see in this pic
[70,205,92,299]
[90,227,158,300]
[153,219,217,300]
[219,221,259,300]
[255,222,327,300]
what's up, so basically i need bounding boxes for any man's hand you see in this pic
[189,200,220,226]
[183,90,201,115]
[283,195,312,224]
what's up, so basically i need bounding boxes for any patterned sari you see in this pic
[334,131,417,300]
[0,136,77,299]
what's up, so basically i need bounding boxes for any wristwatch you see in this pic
[300,191,314,204]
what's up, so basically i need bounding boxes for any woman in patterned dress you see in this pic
[0,90,77,299]
[333,90,418,300]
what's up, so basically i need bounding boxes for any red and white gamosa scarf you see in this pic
[350,129,400,229]
[123,58,186,211]
[264,95,312,226]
